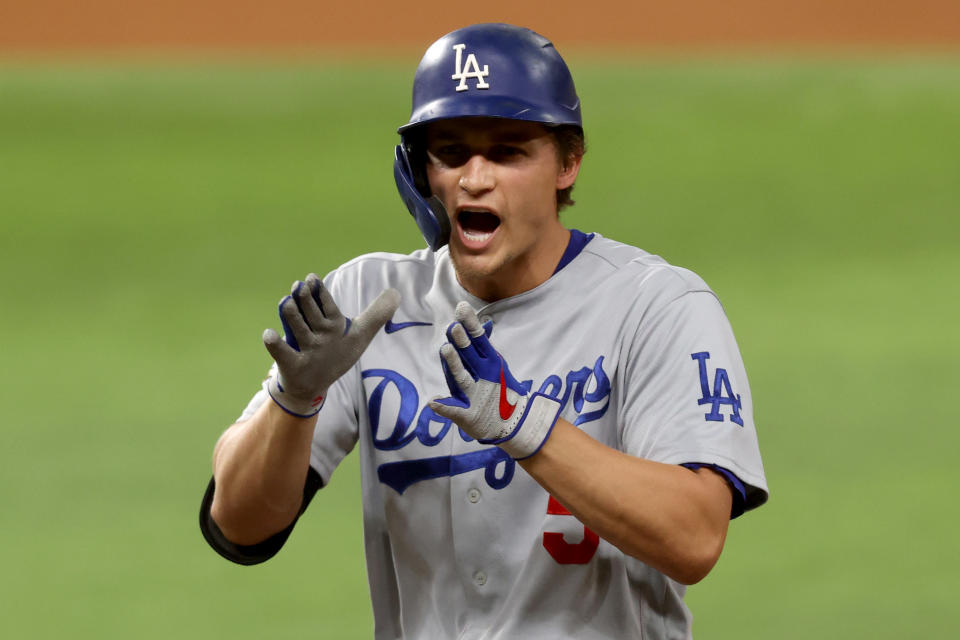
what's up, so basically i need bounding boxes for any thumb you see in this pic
[429,398,467,424]
[262,328,295,368]
[351,288,402,342]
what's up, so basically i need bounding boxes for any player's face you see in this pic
[424,118,581,301]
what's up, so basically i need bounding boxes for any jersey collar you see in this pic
[553,229,595,275]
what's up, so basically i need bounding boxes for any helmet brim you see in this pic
[398,94,581,135]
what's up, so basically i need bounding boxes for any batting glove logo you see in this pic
[498,365,518,420]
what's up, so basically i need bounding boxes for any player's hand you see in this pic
[428,302,562,459]
[263,274,400,418]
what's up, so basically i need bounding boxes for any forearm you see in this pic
[429,303,734,583]
[206,277,398,547]
[519,419,732,585]
[210,399,317,545]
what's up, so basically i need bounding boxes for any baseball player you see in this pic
[200,23,768,639]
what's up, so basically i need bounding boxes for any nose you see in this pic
[458,155,494,195]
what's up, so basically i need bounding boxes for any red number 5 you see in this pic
[542,495,599,564]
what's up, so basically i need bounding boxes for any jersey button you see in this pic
[467,488,481,503]
[473,570,487,586]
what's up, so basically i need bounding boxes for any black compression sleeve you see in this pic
[198,467,323,565]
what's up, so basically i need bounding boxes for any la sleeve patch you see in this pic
[691,352,744,427]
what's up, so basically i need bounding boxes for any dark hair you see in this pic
[551,125,586,211]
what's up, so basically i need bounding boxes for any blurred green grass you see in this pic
[1,57,958,638]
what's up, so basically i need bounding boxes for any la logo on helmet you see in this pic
[451,44,490,92]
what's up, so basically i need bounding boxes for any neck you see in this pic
[457,226,571,302]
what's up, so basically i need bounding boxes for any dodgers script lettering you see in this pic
[364,356,611,493]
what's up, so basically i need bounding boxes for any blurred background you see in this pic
[1,1,958,637]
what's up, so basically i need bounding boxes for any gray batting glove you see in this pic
[429,302,562,459]
[263,273,400,418]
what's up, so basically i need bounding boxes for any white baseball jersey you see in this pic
[235,231,768,639]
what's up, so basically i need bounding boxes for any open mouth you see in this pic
[458,210,501,243]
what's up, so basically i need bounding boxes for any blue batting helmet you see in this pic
[393,23,582,250]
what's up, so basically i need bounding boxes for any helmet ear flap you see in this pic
[393,141,450,251]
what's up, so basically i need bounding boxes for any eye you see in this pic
[430,143,469,166]
[489,145,524,161]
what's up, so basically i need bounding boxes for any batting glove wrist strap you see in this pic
[494,392,562,459]
[266,373,326,418]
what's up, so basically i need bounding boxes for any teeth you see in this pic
[463,230,493,242]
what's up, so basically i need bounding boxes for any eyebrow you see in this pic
[428,128,541,144]
[490,130,540,143]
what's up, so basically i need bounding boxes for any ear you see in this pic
[556,153,582,191]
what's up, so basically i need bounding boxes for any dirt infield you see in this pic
[3,0,959,53]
